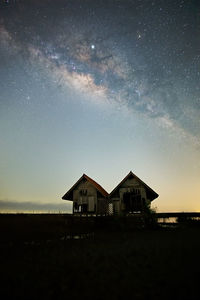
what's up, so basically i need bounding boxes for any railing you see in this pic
[155,212,200,218]
[155,212,200,226]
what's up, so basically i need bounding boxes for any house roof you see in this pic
[62,173,109,201]
[109,171,159,201]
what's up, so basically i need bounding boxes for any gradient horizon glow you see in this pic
[0,0,200,213]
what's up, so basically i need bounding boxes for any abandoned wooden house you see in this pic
[62,171,158,215]
[62,174,109,215]
[109,171,158,214]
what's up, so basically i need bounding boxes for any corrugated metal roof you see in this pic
[83,174,109,197]
[62,174,109,200]
[62,171,158,202]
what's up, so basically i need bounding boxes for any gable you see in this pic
[120,177,141,188]
[110,171,158,201]
[74,179,97,196]
[62,174,109,200]
[62,172,158,202]
[73,180,97,203]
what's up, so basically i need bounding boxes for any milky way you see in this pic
[1,0,200,212]
[1,0,200,141]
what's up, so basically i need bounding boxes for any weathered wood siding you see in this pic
[111,176,149,213]
[73,180,97,213]
[97,198,108,215]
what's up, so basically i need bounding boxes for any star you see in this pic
[91,44,95,50]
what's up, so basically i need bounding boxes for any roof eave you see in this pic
[109,171,159,199]
[62,173,109,200]
[62,195,73,201]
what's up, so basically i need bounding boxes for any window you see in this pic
[79,189,87,196]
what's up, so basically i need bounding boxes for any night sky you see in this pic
[0,0,200,212]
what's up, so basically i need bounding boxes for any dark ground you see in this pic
[0,214,200,300]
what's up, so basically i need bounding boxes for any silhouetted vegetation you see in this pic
[143,204,159,229]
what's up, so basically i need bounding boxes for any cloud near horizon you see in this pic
[0,199,72,213]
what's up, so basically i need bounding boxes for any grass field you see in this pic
[0,214,200,299]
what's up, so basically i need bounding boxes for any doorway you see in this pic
[123,191,142,212]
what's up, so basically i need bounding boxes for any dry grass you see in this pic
[0,214,200,299]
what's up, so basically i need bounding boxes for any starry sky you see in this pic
[0,0,200,213]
